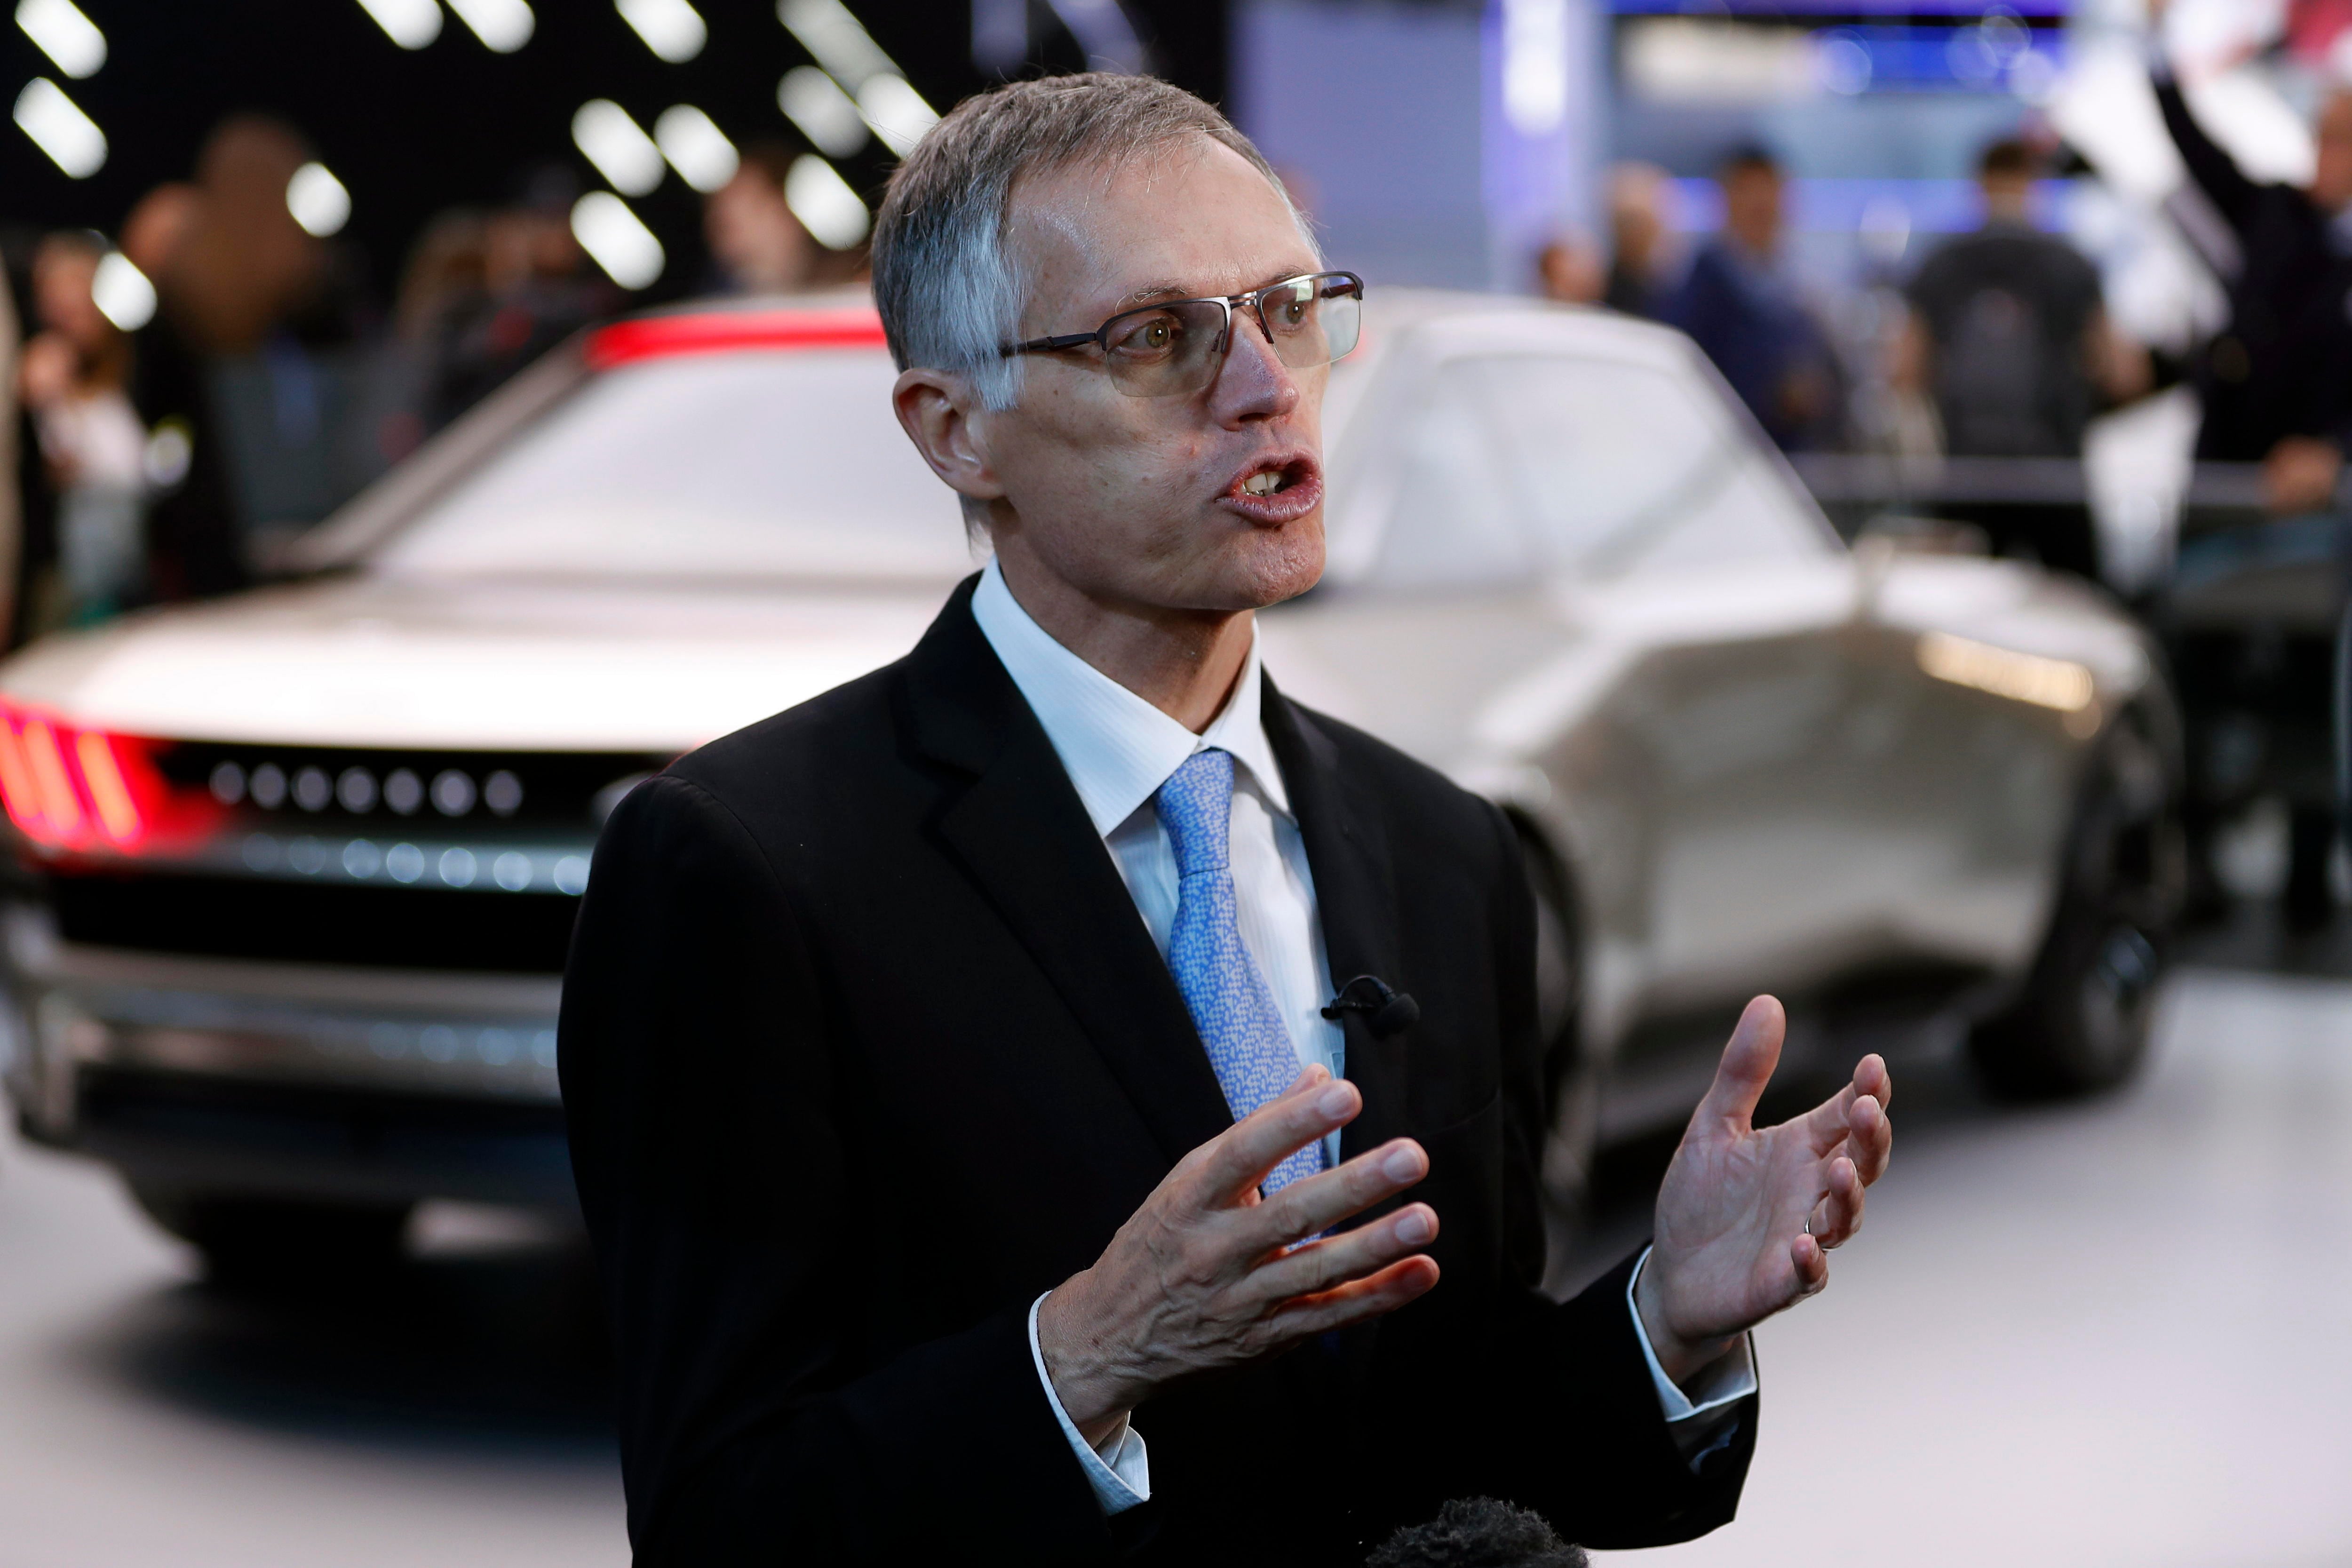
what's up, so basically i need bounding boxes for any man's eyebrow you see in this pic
[1116,281,1195,308]
[1113,269,1318,310]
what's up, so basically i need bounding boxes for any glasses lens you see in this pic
[1099,299,1231,398]
[1263,275,1361,371]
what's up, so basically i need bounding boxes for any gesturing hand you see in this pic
[1635,995,1893,1383]
[1035,1067,1438,1444]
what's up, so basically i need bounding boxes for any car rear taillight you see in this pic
[0,699,220,855]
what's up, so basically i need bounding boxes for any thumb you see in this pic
[1692,995,1785,1134]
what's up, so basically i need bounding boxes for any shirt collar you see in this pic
[969,557,1292,837]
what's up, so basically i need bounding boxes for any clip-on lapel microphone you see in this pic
[1320,974,1419,1040]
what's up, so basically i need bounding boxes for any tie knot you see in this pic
[1154,748,1235,877]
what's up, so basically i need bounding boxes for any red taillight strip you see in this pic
[75,731,142,843]
[585,307,889,369]
[0,698,195,853]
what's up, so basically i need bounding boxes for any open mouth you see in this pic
[1235,458,1310,498]
[1223,455,1322,521]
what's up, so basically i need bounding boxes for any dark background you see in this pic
[0,0,1230,300]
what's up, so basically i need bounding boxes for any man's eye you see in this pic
[1110,315,1181,355]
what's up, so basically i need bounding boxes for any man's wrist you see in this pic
[1035,1275,1136,1446]
[1632,1255,1740,1386]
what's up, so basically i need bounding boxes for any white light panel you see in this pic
[15,0,105,79]
[356,0,443,49]
[777,65,866,158]
[448,0,532,51]
[785,154,868,249]
[654,104,739,193]
[90,252,155,330]
[287,162,352,237]
[616,0,705,63]
[777,0,891,88]
[572,192,665,289]
[12,77,103,177]
[572,99,664,196]
[856,73,937,158]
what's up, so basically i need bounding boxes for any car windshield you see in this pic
[370,349,977,581]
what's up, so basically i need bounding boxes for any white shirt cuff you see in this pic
[1027,1292,1151,1514]
[1626,1247,1757,1461]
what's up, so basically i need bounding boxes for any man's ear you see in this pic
[892,366,1005,508]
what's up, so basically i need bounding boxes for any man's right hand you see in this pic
[1034,1067,1438,1444]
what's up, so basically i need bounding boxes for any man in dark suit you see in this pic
[560,72,1895,1567]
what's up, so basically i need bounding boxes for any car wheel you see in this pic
[1968,708,2184,1099]
[129,1182,413,1289]
[1513,821,1598,1216]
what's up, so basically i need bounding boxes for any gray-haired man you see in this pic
[562,72,1892,1567]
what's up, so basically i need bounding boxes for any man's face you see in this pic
[974,139,1329,616]
[1722,166,1782,255]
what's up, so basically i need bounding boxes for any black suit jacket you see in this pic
[559,579,1752,1566]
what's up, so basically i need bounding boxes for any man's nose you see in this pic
[1208,308,1299,424]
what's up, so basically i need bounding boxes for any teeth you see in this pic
[1243,470,1283,495]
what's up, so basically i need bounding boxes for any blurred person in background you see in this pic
[2150,0,2352,515]
[18,232,147,628]
[1365,1498,1587,1568]
[131,115,373,592]
[1535,234,1605,307]
[705,142,818,295]
[371,207,492,464]
[1893,136,2152,579]
[1663,146,1844,450]
[428,167,613,430]
[1601,163,1673,318]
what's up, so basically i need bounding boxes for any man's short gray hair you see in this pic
[871,72,1311,413]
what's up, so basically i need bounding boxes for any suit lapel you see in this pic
[1260,677,1412,1172]
[903,581,1234,1170]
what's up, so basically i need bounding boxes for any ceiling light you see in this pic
[286,162,351,237]
[12,78,103,177]
[655,104,738,192]
[90,252,155,330]
[447,0,531,51]
[617,0,704,62]
[15,0,104,79]
[778,0,892,88]
[572,192,666,289]
[356,0,443,49]
[785,154,868,249]
[572,99,664,196]
[856,73,937,158]
[778,65,866,157]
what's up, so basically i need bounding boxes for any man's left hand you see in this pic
[1635,995,1892,1384]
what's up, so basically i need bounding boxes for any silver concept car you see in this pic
[0,292,2181,1269]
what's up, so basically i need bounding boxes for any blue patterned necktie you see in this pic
[1154,748,1325,1194]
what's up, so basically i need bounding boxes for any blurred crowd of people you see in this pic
[4,121,856,651]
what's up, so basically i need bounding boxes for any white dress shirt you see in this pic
[970,559,1755,1516]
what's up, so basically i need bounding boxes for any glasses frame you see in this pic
[999,270,1365,395]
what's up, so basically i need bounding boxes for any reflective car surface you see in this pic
[0,291,2182,1264]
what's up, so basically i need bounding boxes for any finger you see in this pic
[1183,1067,1350,1210]
[1691,995,1786,1133]
[1846,1084,1892,1186]
[1235,1137,1429,1253]
[1811,1154,1863,1248]
[1789,1231,1829,1297]
[1854,1052,1893,1113]
[1258,1255,1441,1343]
[1247,1202,1438,1304]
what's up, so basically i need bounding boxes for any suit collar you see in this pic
[968,557,1291,835]
[904,579,1235,1169]
[1258,677,1412,1168]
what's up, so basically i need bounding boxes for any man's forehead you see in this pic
[1006,143,1315,314]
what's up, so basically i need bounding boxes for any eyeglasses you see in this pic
[1001,271,1364,398]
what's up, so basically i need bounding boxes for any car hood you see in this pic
[0,573,968,752]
